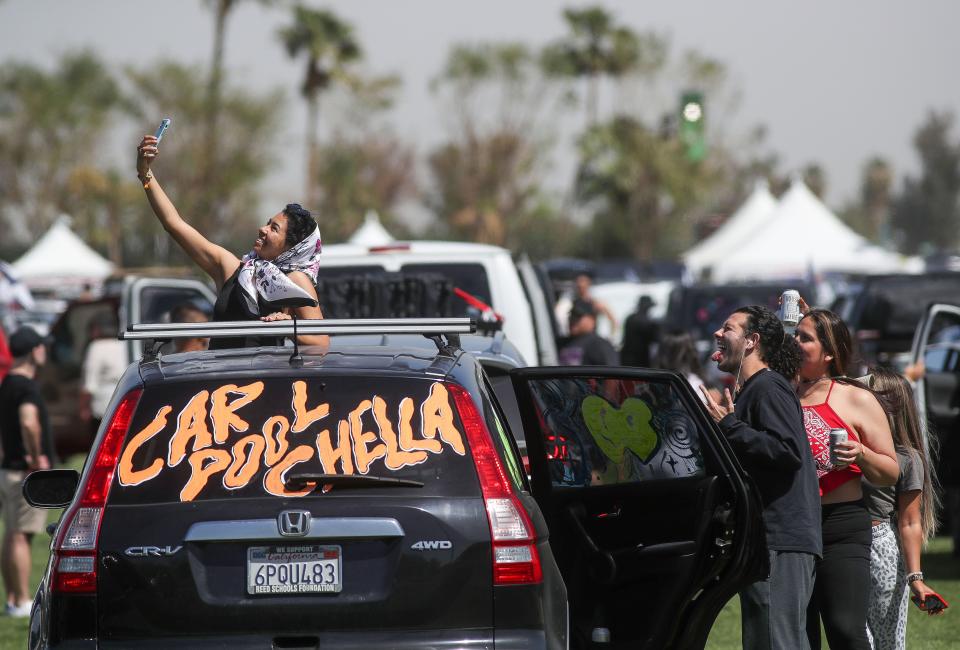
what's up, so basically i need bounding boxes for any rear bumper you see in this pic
[87,629,561,650]
[96,630,498,650]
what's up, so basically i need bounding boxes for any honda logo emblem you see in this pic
[277,510,311,537]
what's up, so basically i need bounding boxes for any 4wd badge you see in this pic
[410,540,452,551]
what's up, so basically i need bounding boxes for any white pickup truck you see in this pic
[316,241,558,366]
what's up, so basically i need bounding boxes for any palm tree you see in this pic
[278,5,362,207]
[541,6,664,126]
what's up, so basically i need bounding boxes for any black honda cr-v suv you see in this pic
[25,318,765,649]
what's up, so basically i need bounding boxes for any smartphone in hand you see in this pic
[154,118,172,144]
[912,593,949,613]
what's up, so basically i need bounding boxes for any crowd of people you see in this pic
[0,130,950,646]
[556,279,947,649]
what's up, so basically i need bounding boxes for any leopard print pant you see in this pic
[866,521,908,650]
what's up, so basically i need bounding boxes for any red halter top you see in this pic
[802,380,862,496]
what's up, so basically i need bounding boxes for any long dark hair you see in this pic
[869,367,940,543]
[800,308,854,377]
[656,329,702,376]
[734,305,801,380]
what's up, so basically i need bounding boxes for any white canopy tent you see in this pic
[683,179,778,281]
[347,210,394,246]
[11,217,114,290]
[707,179,920,283]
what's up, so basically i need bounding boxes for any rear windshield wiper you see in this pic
[284,473,425,492]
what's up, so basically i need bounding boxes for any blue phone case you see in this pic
[154,118,171,143]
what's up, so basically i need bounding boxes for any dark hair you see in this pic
[282,203,318,248]
[734,305,801,380]
[868,366,940,543]
[801,308,854,377]
[656,329,701,376]
[170,302,208,324]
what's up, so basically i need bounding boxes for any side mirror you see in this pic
[22,469,79,508]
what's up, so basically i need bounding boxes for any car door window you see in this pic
[924,314,960,372]
[522,376,706,487]
[138,286,213,323]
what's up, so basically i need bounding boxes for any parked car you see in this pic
[910,303,960,497]
[844,272,960,373]
[25,317,765,649]
[39,275,215,458]
[315,241,558,366]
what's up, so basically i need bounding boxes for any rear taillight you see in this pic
[52,389,142,593]
[448,384,542,585]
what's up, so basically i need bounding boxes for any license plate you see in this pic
[247,545,342,594]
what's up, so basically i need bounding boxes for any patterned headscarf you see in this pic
[237,226,322,314]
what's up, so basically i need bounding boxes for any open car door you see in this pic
[511,367,766,649]
[910,302,960,491]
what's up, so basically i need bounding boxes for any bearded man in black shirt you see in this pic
[700,306,821,650]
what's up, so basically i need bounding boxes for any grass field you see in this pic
[706,536,960,649]
[0,460,957,647]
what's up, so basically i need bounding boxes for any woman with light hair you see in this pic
[863,367,946,649]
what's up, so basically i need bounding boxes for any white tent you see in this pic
[348,210,394,246]
[708,179,920,283]
[11,217,114,290]
[683,179,778,281]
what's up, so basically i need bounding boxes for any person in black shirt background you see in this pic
[0,327,56,617]
[700,306,821,650]
[558,299,618,367]
[620,295,658,367]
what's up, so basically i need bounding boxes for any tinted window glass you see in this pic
[112,377,478,503]
[855,275,960,339]
[523,376,706,487]
[402,263,491,316]
[139,286,213,323]
[924,311,960,372]
[315,265,387,280]
[49,300,117,375]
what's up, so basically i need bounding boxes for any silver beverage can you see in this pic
[780,290,801,326]
[829,428,848,466]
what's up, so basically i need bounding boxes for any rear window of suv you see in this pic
[111,376,479,504]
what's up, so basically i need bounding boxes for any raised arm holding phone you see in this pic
[136,122,327,348]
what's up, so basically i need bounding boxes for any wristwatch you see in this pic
[906,571,923,584]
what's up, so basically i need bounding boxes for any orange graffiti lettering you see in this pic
[210,382,264,444]
[261,415,291,466]
[118,405,171,486]
[291,381,330,433]
[168,391,212,467]
[316,420,354,475]
[349,399,386,474]
[264,445,315,497]
[180,449,232,502]
[373,396,427,469]
[225,434,266,489]
[422,383,465,455]
[400,396,441,454]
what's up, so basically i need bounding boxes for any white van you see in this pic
[316,241,558,365]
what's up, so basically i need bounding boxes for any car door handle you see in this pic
[595,506,621,519]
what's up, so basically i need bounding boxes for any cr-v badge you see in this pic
[125,546,183,557]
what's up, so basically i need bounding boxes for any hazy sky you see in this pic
[2,0,959,218]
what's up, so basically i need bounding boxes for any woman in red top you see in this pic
[795,308,899,649]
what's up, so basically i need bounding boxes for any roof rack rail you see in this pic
[121,318,476,341]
